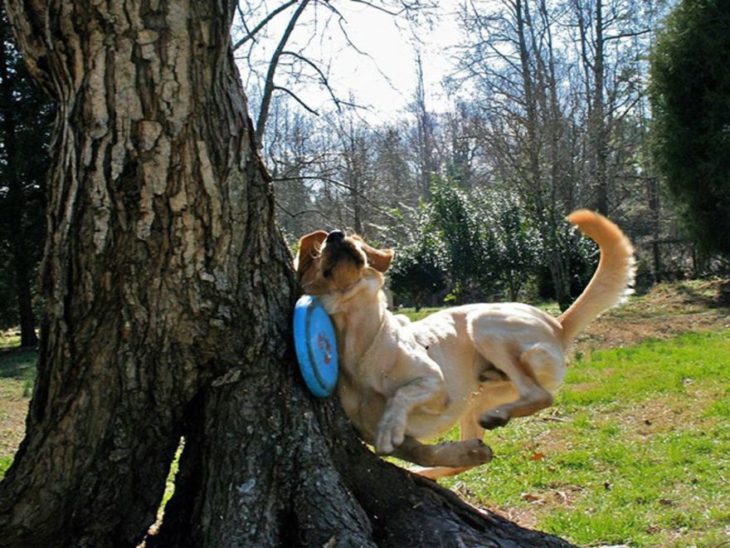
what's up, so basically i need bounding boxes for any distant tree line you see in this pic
[256,0,729,309]
[0,5,53,342]
[1,0,729,336]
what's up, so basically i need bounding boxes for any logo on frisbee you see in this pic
[317,333,332,365]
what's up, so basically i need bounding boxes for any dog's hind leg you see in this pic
[474,343,564,429]
[400,409,491,480]
[393,436,493,470]
[459,407,485,441]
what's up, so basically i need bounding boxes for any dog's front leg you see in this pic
[375,375,447,454]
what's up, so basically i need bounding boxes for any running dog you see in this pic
[295,210,634,478]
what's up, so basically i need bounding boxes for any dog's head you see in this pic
[294,230,394,299]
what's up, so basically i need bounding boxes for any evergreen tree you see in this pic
[0,4,54,342]
[650,0,730,257]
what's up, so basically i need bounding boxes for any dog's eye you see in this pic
[323,268,332,278]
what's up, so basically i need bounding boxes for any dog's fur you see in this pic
[295,211,634,479]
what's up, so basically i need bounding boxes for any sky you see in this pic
[234,2,466,123]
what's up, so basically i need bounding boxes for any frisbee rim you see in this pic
[293,295,338,397]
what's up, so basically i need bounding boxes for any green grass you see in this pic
[400,302,562,322]
[0,345,37,477]
[0,349,37,383]
[438,330,730,547]
[0,331,21,350]
[1,313,729,545]
[398,307,444,322]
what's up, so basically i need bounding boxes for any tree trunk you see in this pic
[591,0,609,216]
[0,1,573,546]
[0,19,38,348]
[648,175,662,283]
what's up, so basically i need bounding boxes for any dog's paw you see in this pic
[375,408,407,454]
[479,408,510,430]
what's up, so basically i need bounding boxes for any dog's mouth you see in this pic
[320,235,366,276]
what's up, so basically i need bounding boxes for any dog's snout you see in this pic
[326,230,345,243]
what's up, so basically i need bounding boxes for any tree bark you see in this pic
[0,1,573,546]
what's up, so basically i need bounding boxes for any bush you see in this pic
[389,241,447,311]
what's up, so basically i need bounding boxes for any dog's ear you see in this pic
[294,230,328,277]
[361,242,394,273]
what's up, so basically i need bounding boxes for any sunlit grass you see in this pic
[0,331,21,350]
[438,331,730,547]
[397,307,443,322]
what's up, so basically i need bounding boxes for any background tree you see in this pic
[0,0,572,545]
[456,0,577,307]
[388,210,447,310]
[650,0,730,258]
[0,4,53,345]
[389,241,447,310]
[488,197,540,300]
[430,177,499,301]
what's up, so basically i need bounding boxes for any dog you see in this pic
[295,210,634,479]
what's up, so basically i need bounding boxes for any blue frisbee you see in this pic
[293,295,339,397]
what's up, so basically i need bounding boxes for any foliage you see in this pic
[429,178,500,301]
[485,196,541,301]
[650,0,730,257]
[389,243,447,311]
[428,178,554,303]
[535,219,599,302]
[0,5,54,331]
[389,178,579,306]
[388,209,447,310]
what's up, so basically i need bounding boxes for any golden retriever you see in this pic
[295,210,634,479]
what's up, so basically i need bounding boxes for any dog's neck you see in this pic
[324,278,391,371]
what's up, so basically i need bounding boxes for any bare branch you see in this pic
[604,28,652,42]
[256,0,312,143]
[274,175,400,222]
[347,0,404,17]
[273,85,320,115]
[233,0,299,51]
[274,200,329,220]
[281,50,352,111]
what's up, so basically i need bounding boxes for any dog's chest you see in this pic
[337,372,385,441]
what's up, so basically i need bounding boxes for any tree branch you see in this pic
[256,0,312,144]
[273,85,320,115]
[604,28,652,42]
[233,0,299,51]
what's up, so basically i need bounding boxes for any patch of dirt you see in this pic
[573,279,730,354]
[488,505,540,530]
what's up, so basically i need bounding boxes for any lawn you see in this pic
[0,331,36,477]
[437,331,730,547]
[1,280,729,546]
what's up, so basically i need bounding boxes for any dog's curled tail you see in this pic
[558,209,635,344]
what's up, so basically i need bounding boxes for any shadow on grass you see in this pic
[0,347,38,382]
[675,279,730,311]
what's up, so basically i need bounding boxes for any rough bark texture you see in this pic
[0,1,573,546]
